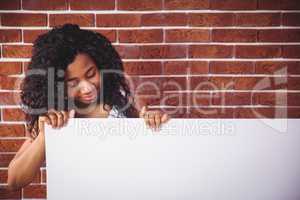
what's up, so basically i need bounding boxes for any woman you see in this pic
[7,24,170,190]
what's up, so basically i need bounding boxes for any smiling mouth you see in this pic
[81,92,97,102]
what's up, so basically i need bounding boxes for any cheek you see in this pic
[67,88,77,99]
[91,72,101,90]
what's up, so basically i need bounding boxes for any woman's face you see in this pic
[65,53,101,105]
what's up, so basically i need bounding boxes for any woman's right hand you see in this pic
[38,109,75,134]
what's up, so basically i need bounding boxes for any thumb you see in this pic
[38,116,48,134]
[139,105,147,118]
[69,109,75,118]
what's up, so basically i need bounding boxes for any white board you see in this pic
[45,118,300,200]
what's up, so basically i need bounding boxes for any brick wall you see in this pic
[0,0,300,199]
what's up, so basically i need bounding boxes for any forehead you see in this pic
[66,53,96,77]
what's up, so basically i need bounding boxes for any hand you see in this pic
[38,109,75,134]
[139,105,170,131]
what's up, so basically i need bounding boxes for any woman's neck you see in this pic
[75,103,112,118]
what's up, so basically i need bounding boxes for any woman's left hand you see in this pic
[139,105,170,131]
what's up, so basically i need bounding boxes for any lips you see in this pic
[81,92,97,102]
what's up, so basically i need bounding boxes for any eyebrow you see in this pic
[67,66,95,82]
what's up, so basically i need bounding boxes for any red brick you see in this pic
[2,108,26,121]
[190,91,213,106]
[23,29,48,43]
[118,29,163,43]
[255,61,300,75]
[0,62,22,75]
[234,77,288,90]
[0,29,21,43]
[0,139,24,152]
[0,92,21,105]
[189,61,210,74]
[236,13,281,26]
[280,0,300,9]
[22,0,68,10]
[164,0,209,9]
[258,0,300,10]
[252,92,288,106]
[210,92,237,106]
[141,13,187,26]
[210,0,257,10]
[282,45,300,58]
[117,0,162,10]
[1,13,47,26]
[163,61,209,75]
[157,107,188,118]
[160,92,189,106]
[0,154,15,167]
[23,184,47,199]
[162,77,187,91]
[212,29,257,42]
[189,45,233,58]
[283,13,300,26]
[0,124,25,137]
[0,75,22,90]
[49,14,95,27]
[190,76,234,91]
[162,61,188,75]
[41,169,47,183]
[258,29,300,42]
[140,45,186,59]
[130,77,162,94]
[96,14,141,27]
[0,185,21,199]
[188,13,235,27]
[115,45,140,59]
[89,29,116,42]
[165,29,210,43]
[70,0,115,10]
[230,92,251,105]
[132,77,187,93]
[0,170,8,184]
[189,107,234,118]
[288,93,300,106]
[210,61,254,74]
[123,62,162,75]
[235,107,276,118]
[132,94,162,109]
[287,108,300,118]
[2,45,32,58]
[0,0,20,9]
[258,0,281,9]
[288,77,300,90]
[235,45,281,58]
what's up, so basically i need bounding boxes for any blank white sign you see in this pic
[45,118,300,200]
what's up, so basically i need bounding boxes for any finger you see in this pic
[144,113,150,129]
[161,113,170,123]
[47,112,58,128]
[69,109,75,118]
[61,110,68,127]
[139,105,147,118]
[38,115,51,133]
[54,111,64,128]
[154,113,161,131]
[50,110,63,128]
[148,113,156,130]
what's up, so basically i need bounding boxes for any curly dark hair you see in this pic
[21,23,139,138]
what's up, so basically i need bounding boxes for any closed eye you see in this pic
[86,67,96,78]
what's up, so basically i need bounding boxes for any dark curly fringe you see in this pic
[21,23,139,138]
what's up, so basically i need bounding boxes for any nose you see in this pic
[78,80,96,95]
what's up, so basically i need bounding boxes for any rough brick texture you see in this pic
[0,0,300,199]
